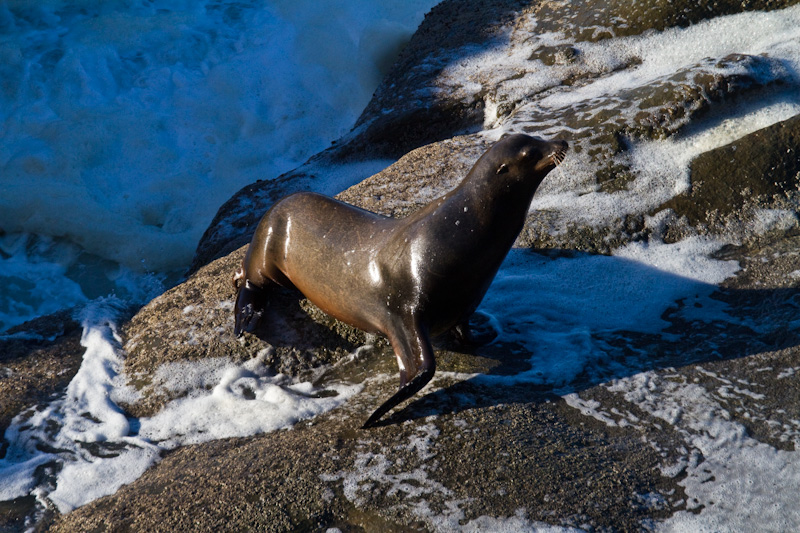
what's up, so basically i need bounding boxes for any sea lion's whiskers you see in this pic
[550,148,567,181]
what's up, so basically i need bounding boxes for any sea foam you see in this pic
[0,299,361,512]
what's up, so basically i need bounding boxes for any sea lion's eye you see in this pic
[496,164,508,175]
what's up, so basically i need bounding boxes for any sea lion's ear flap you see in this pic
[496,163,508,175]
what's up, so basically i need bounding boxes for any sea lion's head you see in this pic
[491,133,568,184]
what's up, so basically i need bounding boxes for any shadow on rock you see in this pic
[378,248,800,425]
[242,284,371,377]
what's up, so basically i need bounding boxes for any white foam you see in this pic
[600,372,800,531]
[472,240,738,387]
[442,5,800,231]
[0,300,360,512]
[139,354,361,448]
[0,455,53,502]
[0,298,157,509]
[457,511,583,533]
[48,445,161,513]
[750,209,799,235]
[534,6,800,112]
[0,234,88,331]
[529,98,800,229]
[438,5,800,125]
[613,237,740,286]
[0,232,170,331]
[0,0,435,271]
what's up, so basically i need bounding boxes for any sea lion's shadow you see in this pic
[246,285,370,373]
[380,248,800,425]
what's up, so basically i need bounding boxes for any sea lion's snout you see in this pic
[529,138,568,173]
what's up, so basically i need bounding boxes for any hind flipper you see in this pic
[234,280,268,337]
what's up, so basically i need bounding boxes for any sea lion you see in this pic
[233,134,568,428]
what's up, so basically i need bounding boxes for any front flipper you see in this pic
[234,280,268,337]
[362,319,436,429]
[450,316,497,347]
[451,320,477,346]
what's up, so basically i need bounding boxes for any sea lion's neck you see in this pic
[457,168,539,232]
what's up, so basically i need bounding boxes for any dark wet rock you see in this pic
[661,113,800,225]
[345,0,529,159]
[530,44,580,66]
[534,0,800,42]
[0,311,83,448]
[49,227,800,532]
[50,269,800,532]
[0,311,115,531]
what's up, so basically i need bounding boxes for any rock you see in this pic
[48,389,680,532]
[0,312,85,531]
[0,311,83,440]
[534,0,799,41]
[336,136,491,216]
[344,0,530,159]
[661,113,800,226]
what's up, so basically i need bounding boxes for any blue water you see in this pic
[0,0,439,331]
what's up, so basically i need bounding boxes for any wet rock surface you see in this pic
[0,312,83,441]
[0,312,87,531]
[46,393,680,533]
[663,113,800,225]
[5,0,800,531]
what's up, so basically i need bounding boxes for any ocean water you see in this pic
[0,0,436,331]
[2,1,800,530]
